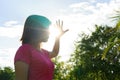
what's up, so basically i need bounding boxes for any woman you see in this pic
[14,15,68,80]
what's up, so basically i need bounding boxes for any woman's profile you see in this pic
[14,15,68,80]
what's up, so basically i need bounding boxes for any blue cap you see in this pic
[25,15,51,29]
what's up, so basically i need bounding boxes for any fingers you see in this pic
[56,20,60,26]
[62,29,69,36]
[55,20,69,37]
[56,20,63,27]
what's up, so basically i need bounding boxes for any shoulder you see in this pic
[15,44,33,60]
[14,44,32,64]
[17,44,32,52]
[19,44,32,50]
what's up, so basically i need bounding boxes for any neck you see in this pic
[30,42,42,51]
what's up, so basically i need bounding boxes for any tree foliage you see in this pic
[52,56,72,80]
[0,67,15,80]
[69,25,120,80]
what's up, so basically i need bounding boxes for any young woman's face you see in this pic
[41,30,50,42]
[37,28,50,42]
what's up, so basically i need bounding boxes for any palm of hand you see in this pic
[56,20,69,37]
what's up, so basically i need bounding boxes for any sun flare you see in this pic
[42,25,60,50]
[49,25,60,38]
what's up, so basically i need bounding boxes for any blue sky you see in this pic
[0,0,120,68]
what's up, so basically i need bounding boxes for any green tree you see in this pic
[52,56,72,80]
[102,10,120,59]
[0,67,15,80]
[69,25,120,80]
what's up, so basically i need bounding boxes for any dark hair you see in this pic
[20,15,51,44]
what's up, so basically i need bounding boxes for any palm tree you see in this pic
[102,10,120,60]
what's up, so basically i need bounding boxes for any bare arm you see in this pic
[49,37,60,58]
[49,20,68,58]
[15,61,29,80]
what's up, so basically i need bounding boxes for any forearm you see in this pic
[52,37,60,57]
[50,20,68,58]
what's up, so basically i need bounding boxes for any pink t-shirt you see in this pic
[14,44,54,80]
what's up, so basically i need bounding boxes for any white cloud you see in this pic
[70,2,89,8]
[0,21,23,38]
[0,21,23,68]
[0,48,17,68]
[111,0,120,3]
[69,2,96,14]
[89,0,96,3]
[4,21,18,27]
[67,0,120,30]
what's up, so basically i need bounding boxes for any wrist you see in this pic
[55,36,60,41]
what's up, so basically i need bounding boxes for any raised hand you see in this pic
[56,20,69,38]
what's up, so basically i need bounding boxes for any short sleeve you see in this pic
[14,45,31,65]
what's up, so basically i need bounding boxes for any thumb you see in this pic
[64,29,69,33]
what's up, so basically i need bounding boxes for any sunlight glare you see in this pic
[49,25,60,38]
[41,25,60,51]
